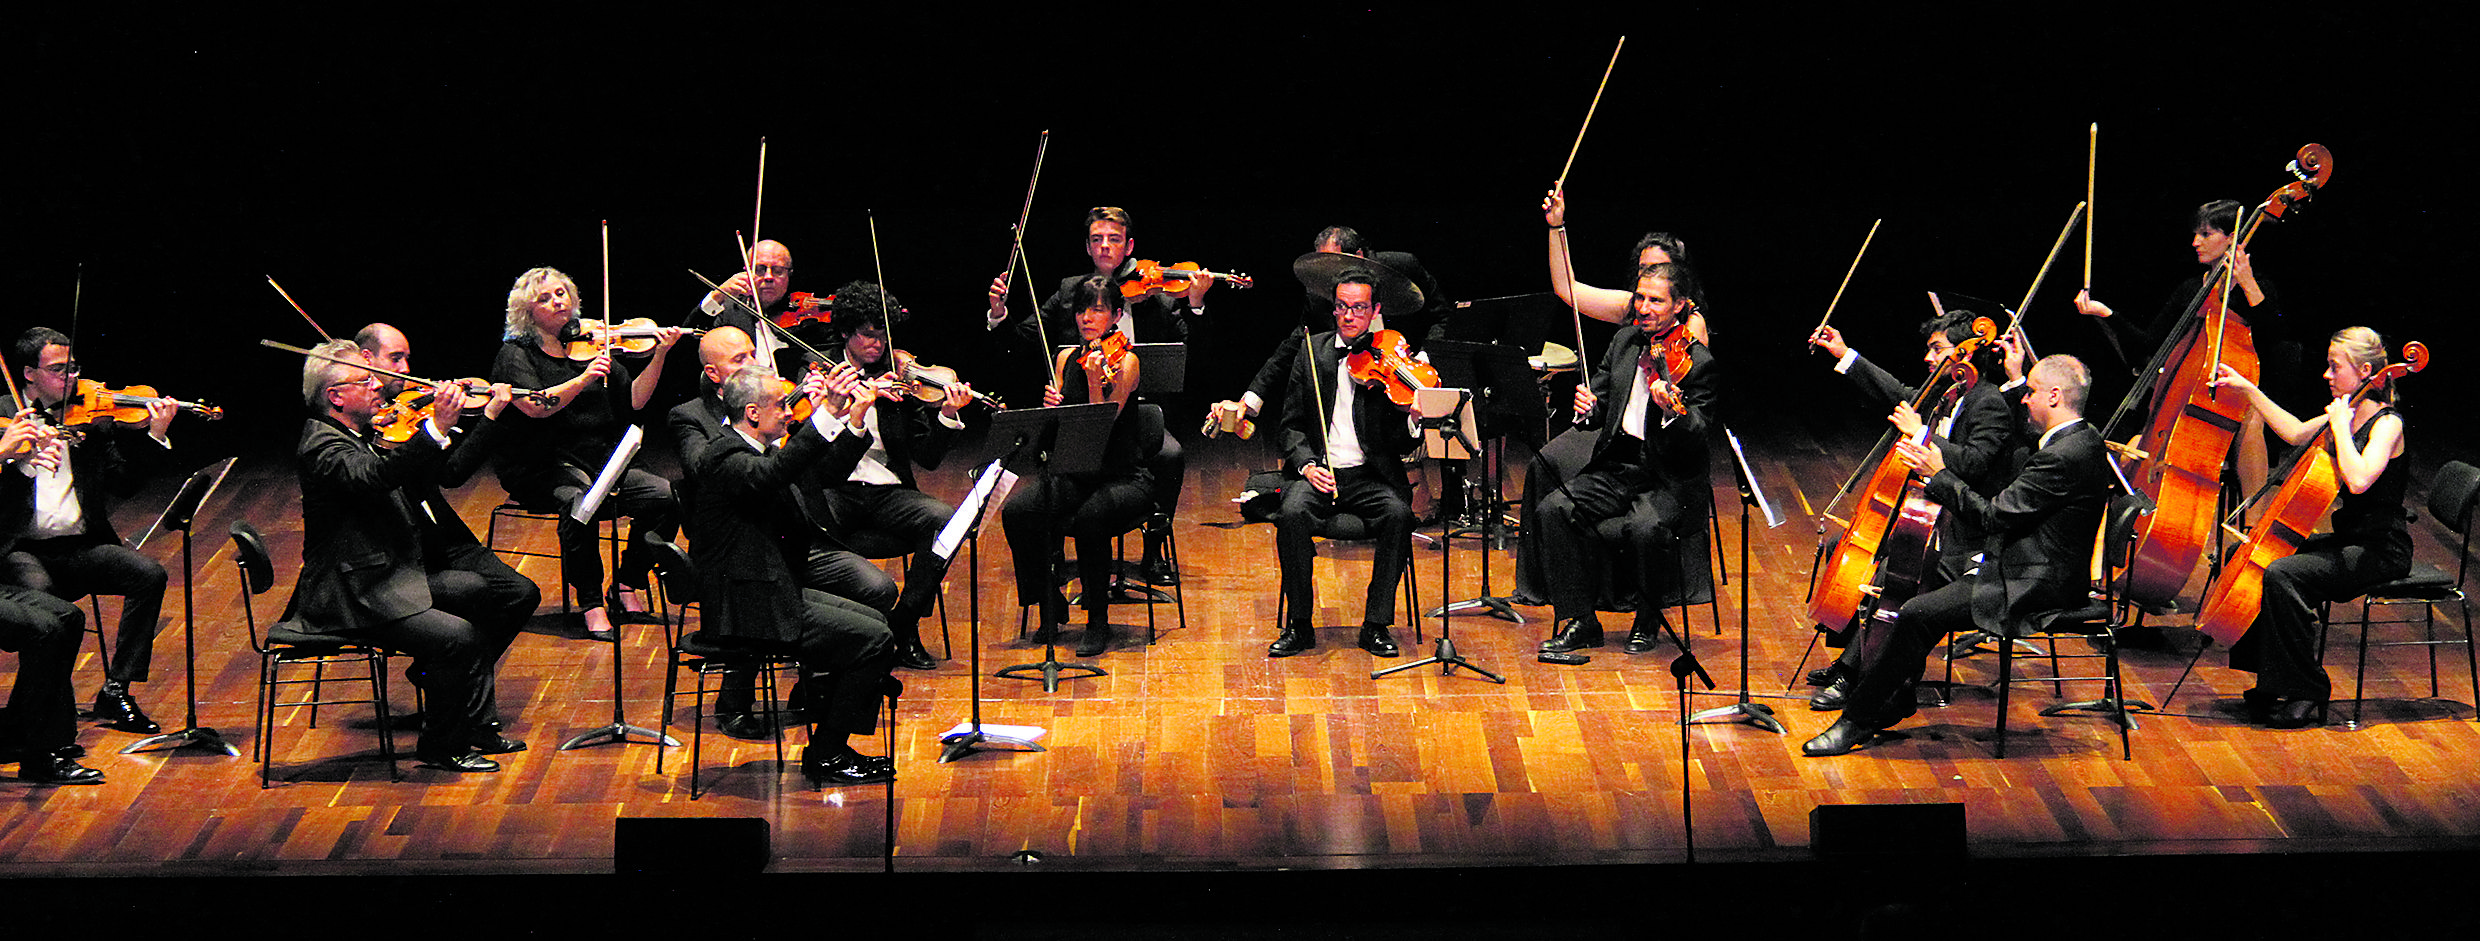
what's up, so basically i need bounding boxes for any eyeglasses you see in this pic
[1333,302,1376,315]
[38,362,81,376]
[751,265,793,278]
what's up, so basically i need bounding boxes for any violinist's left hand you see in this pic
[653,326,689,351]
[1184,274,1213,305]
[942,381,972,418]
[145,397,179,440]
[429,381,467,430]
[1888,401,1924,439]
[483,383,515,421]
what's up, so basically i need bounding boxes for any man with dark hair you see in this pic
[1531,262,1720,656]
[692,365,896,785]
[294,340,528,771]
[2,326,175,735]
[1804,355,2110,756]
[1268,267,1418,658]
[1801,311,2025,706]
[987,206,1204,587]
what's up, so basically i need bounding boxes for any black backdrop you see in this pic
[20,8,2474,472]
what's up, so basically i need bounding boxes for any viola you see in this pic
[1344,328,1441,410]
[1081,330,1134,390]
[774,292,837,331]
[1119,260,1253,299]
[2115,143,2334,610]
[2193,341,2425,645]
[61,378,223,430]
[874,350,1005,411]
[564,317,701,361]
[368,380,555,449]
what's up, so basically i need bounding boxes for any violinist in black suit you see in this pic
[0,416,102,785]
[690,365,896,786]
[1801,311,2025,707]
[1532,263,1720,656]
[1803,354,2111,756]
[293,340,529,772]
[1267,267,1419,659]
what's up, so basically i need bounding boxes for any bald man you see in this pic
[693,239,819,379]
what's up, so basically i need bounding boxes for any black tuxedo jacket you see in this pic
[1841,354,2023,578]
[1924,420,2110,637]
[1278,331,1419,491]
[292,415,451,634]
[1575,326,1720,490]
[689,420,869,646]
[0,395,169,546]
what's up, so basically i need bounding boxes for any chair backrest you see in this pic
[1134,403,1166,466]
[2101,491,2155,573]
[228,520,275,651]
[643,533,697,646]
[2427,460,2480,537]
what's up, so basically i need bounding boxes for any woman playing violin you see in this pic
[2208,327,2408,728]
[1001,274,1154,659]
[489,267,688,637]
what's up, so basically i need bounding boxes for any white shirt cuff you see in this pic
[1240,391,1264,416]
[1833,349,1860,374]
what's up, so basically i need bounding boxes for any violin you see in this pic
[1120,260,1253,299]
[1081,330,1134,390]
[2193,341,2426,646]
[368,380,555,449]
[872,350,1005,411]
[564,317,701,361]
[1343,328,1441,410]
[61,378,223,430]
[775,292,837,331]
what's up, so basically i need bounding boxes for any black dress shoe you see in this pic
[717,712,775,741]
[417,751,500,773]
[1623,629,1659,655]
[1075,621,1116,658]
[20,749,105,785]
[806,749,896,786]
[1358,625,1401,657]
[1808,678,1850,711]
[2267,698,2327,730]
[893,636,939,671]
[1805,665,1843,688]
[469,734,528,755]
[1801,716,1880,757]
[2241,687,2280,724]
[1268,624,1316,657]
[1538,619,1605,653]
[91,686,159,735]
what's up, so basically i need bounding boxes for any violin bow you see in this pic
[2083,123,2097,296]
[599,220,614,387]
[2006,201,2085,367]
[259,339,558,405]
[1300,330,1337,505]
[869,212,896,365]
[686,268,835,367]
[994,130,1051,321]
[1017,231,1063,389]
[1812,218,1882,345]
[266,275,334,341]
[1553,36,1624,424]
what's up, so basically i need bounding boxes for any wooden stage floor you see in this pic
[5,414,2478,881]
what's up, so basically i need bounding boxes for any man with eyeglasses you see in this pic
[986,206,1204,587]
[1,327,176,735]
[1266,267,1418,659]
[696,239,816,379]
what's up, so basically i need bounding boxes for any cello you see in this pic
[1806,317,1998,631]
[2191,341,2425,645]
[2114,144,2334,609]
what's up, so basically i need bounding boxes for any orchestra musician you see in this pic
[805,282,969,672]
[988,206,1197,587]
[1207,227,1440,444]
[1802,312,2027,707]
[489,267,687,638]
[689,365,897,786]
[2,327,174,735]
[1803,355,2110,757]
[2074,199,2289,501]
[1268,266,1419,658]
[293,339,529,772]
[0,415,103,784]
[1000,274,1154,658]
[692,238,813,379]
[1531,263,1720,656]
[2207,328,2408,728]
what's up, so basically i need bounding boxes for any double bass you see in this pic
[2191,341,2425,645]
[1806,317,1999,631]
[2115,144,2334,609]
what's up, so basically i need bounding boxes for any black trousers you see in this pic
[2230,537,2407,701]
[1530,455,1688,632]
[1274,467,1412,628]
[513,465,678,610]
[12,534,165,685]
[785,589,894,740]
[1839,578,1979,728]
[1003,469,1153,623]
[0,585,85,759]
[818,482,956,626]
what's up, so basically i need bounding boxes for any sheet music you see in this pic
[1726,429,1784,529]
[932,457,1017,561]
[572,425,643,524]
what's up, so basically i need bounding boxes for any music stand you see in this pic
[1422,338,1542,624]
[1375,389,1506,685]
[981,403,1118,693]
[1669,650,1718,862]
[123,458,243,757]
[1685,427,1798,734]
[558,425,673,751]
[936,456,1043,762]
[1061,343,1187,604]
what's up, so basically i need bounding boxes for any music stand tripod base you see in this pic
[1686,701,1785,734]
[995,654,1107,694]
[1373,636,1506,683]
[1429,596,1525,624]
[122,726,241,757]
[939,728,1048,763]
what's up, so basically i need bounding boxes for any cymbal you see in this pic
[1291,251,1423,314]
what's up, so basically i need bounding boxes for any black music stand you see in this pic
[123,458,243,757]
[558,426,674,751]
[983,403,1119,693]
[1376,389,1505,685]
[1669,650,1717,863]
[937,455,1043,762]
[1685,428,1798,734]
[1423,338,1543,624]
[1060,342,1187,604]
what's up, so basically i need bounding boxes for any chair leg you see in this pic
[2355,601,2374,729]
[1994,633,2013,759]
[373,650,399,781]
